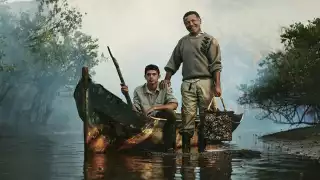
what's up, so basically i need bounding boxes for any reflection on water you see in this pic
[84,150,233,180]
[0,133,320,180]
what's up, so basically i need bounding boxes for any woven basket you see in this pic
[203,97,232,141]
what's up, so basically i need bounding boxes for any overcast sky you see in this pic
[67,0,320,112]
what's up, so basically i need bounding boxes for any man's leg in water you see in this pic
[180,81,198,153]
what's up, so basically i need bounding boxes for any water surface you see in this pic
[0,131,319,180]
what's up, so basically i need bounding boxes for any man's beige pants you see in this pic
[180,78,216,136]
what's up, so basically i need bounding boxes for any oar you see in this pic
[107,46,133,107]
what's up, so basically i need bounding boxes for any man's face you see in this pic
[183,14,201,34]
[145,70,159,84]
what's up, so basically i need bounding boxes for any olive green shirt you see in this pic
[133,82,178,113]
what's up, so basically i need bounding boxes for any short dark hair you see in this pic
[144,64,160,75]
[183,11,201,20]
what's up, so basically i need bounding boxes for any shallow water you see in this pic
[0,132,319,180]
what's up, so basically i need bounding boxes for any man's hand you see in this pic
[159,79,171,89]
[214,84,222,97]
[120,84,128,95]
[160,71,172,89]
[146,106,156,116]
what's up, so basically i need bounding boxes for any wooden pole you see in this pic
[82,67,89,159]
[107,46,133,107]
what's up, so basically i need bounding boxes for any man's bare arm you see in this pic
[164,71,173,81]
[214,71,221,87]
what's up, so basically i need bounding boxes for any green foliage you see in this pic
[29,0,83,49]
[0,0,103,125]
[0,0,14,72]
[238,18,320,125]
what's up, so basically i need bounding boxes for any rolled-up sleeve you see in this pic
[207,38,222,73]
[133,88,142,112]
[164,39,183,75]
[164,86,178,104]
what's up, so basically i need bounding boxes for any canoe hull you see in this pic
[85,113,243,153]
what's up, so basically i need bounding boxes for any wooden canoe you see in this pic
[74,73,243,153]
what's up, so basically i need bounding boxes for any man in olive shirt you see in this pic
[160,11,222,153]
[121,64,178,152]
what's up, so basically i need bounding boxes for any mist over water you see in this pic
[3,0,318,136]
[0,0,86,134]
[1,1,320,180]
[0,0,317,137]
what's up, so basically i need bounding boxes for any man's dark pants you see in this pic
[155,109,176,151]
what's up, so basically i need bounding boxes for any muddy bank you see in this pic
[261,125,320,162]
